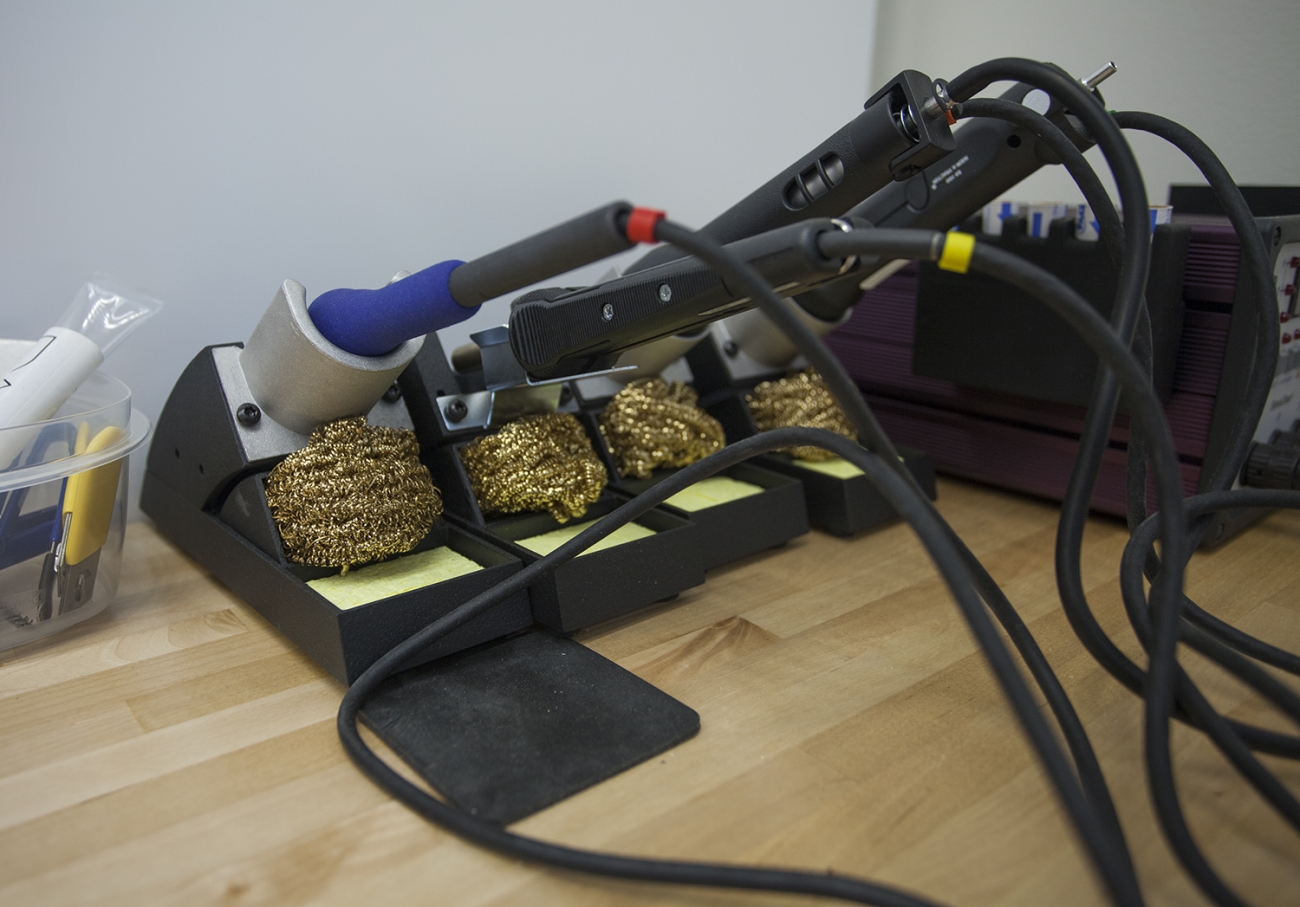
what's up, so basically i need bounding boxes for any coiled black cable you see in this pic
[959,95,1300,746]
[947,59,1160,722]
[336,214,1213,907]
[944,76,1299,903]
[946,60,1296,907]
[1111,112,1299,681]
[953,98,1300,890]
[670,219,1147,907]
[333,58,1298,907]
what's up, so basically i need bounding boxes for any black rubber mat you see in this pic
[358,629,700,825]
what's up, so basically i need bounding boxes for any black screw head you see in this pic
[558,385,573,405]
[723,340,739,357]
[236,403,261,426]
[383,381,402,403]
[445,398,469,423]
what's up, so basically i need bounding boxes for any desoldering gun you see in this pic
[500,70,964,380]
[790,61,1117,323]
[609,63,1116,379]
[629,71,955,273]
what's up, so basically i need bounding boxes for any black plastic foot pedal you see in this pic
[358,629,699,825]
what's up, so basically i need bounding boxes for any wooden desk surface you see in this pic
[1,477,1297,906]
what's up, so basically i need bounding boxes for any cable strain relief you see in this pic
[625,207,667,244]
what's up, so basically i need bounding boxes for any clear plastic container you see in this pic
[0,367,150,650]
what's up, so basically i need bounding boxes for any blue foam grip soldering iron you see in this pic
[307,201,643,357]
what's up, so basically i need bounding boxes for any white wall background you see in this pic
[0,1,880,514]
[873,0,1300,205]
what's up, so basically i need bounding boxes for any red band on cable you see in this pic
[626,207,666,244]
[945,110,956,126]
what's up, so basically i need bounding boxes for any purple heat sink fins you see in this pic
[1182,224,1242,304]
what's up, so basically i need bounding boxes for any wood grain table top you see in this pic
[1,477,1297,906]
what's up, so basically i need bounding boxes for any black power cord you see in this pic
[946,61,1164,763]
[338,212,1210,907]
[948,60,1300,907]
[333,58,1300,907]
[942,75,1183,895]
[959,92,1300,747]
[949,87,1300,905]
[1109,112,1299,907]
[664,219,1146,907]
[953,96,1300,904]
[1111,112,1300,681]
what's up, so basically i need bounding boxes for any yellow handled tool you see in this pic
[61,424,125,566]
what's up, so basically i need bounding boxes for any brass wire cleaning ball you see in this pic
[598,377,726,479]
[745,368,857,462]
[459,412,607,523]
[264,416,441,571]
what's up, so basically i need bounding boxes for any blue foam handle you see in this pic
[307,259,473,357]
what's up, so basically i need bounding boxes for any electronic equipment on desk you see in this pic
[138,202,662,683]
[824,190,1300,546]
[139,55,1300,907]
[141,67,961,675]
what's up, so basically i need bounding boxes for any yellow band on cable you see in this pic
[938,231,976,273]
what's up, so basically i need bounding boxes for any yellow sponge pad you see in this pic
[517,519,655,558]
[792,456,864,478]
[308,546,483,610]
[663,475,763,512]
